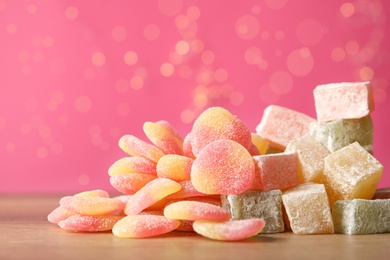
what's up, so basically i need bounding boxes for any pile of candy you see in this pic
[48,81,389,240]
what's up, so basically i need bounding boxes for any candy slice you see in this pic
[143,121,183,155]
[118,134,165,163]
[108,156,157,176]
[74,189,110,198]
[256,105,316,150]
[221,190,284,234]
[109,173,158,195]
[58,215,123,232]
[322,142,383,207]
[191,139,255,195]
[166,180,209,200]
[59,196,125,216]
[285,135,329,183]
[112,215,180,238]
[156,154,193,181]
[332,199,390,235]
[190,107,252,156]
[313,81,374,123]
[164,201,230,221]
[282,183,334,234]
[310,115,373,154]
[193,218,266,241]
[124,178,181,215]
[251,152,299,191]
[182,133,195,159]
[47,206,75,224]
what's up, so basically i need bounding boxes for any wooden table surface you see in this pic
[1,195,389,260]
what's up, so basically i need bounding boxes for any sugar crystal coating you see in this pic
[313,81,374,123]
[143,121,184,155]
[110,173,158,195]
[256,105,316,150]
[332,199,390,235]
[119,134,165,163]
[112,215,180,238]
[60,196,125,216]
[190,107,252,156]
[193,218,266,241]
[191,139,255,195]
[124,178,181,215]
[221,190,284,233]
[164,201,230,221]
[47,206,75,224]
[108,156,157,176]
[156,154,193,181]
[322,142,383,207]
[282,183,334,234]
[58,214,123,232]
[310,115,373,154]
[182,133,195,159]
[166,180,210,200]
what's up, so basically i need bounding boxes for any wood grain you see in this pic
[1,195,389,260]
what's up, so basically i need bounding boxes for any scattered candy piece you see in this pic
[285,135,329,183]
[332,199,390,235]
[58,214,123,232]
[124,178,181,215]
[313,81,374,123]
[119,134,165,163]
[221,190,284,234]
[164,201,230,221]
[109,173,158,195]
[190,107,252,156]
[182,133,195,159]
[112,215,180,238]
[143,121,183,155]
[108,156,157,176]
[191,139,255,195]
[251,152,299,191]
[310,115,373,154]
[166,180,210,200]
[156,154,193,181]
[47,206,75,224]
[322,142,383,207]
[256,105,316,150]
[282,183,334,234]
[193,218,266,241]
[60,196,125,216]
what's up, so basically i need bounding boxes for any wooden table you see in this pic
[1,195,389,260]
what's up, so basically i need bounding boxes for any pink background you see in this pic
[1,0,389,194]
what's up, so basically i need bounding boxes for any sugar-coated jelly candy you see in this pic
[313,81,374,123]
[251,133,269,155]
[193,218,266,241]
[164,201,230,221]
[332,199,390,235]
[124,178,181,215]
[190,107,252,156]
[182,133,196,159]
[322,142,383,207]
[58,214,123,232]
[191,139,255,195]
[156,154,193,181]
[119,134,165,163]
[108,156,157,176]
[166,180,209,200]
[256,105,316,150]
[112,215,180,238]
[110,173,158,195]
[47,206,75,224]
[60,196,125,216]
[282,183,334,234]
[143,121,183,155]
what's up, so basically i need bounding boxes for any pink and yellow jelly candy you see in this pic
[156,154,193,181]
[112,215,180,238]
[124,178,181,215]
[60,196,125,216]
[313,81,374,123]
[251,133,269,155]
[58,215,123,232]
[119,134,165,163]
[193,218,266,241]
[143,121,184,155]
[47,206,75,224]
[166,180,209,200]
[251,152,299,191]
[256,105,316,150]
[108,156,157,176]
[182,133,196,159]
[191,139,255,195]
[164,201,230,221]
[190,107,252,156]
[110,173,158,195]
